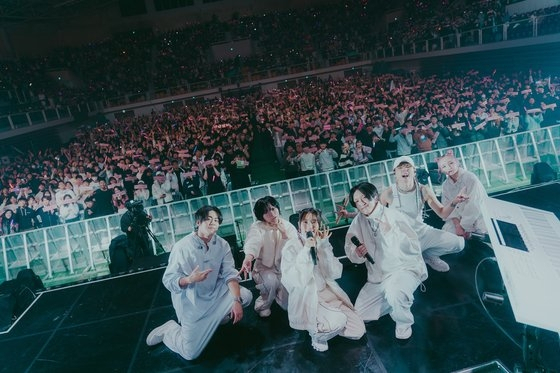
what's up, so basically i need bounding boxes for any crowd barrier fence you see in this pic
[1,124,559,287]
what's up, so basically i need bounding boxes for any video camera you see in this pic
[125,200,150,227]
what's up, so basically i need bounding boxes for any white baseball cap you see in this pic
[392,156,415,170]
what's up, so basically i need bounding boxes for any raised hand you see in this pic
[238,255,254,280]
[273,218,289,239]
[188,265,212,283]
[452,186,469,206]
[317,224,331,240]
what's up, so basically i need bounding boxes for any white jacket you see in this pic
[151,179,173,205]
[281,235,354,332]
[243,219,298,272]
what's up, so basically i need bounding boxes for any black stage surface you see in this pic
[1,182,560,373]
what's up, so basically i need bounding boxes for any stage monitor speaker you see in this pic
[531,162,557,185]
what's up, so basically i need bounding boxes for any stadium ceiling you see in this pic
[0,0,118,24]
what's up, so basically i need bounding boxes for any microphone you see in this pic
[350,236,374,264]
[306,231,317,265]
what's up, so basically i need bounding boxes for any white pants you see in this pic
[253,269,288,311]
[163,286,253,360]
[354,270,421,329]
[418,223,465,258]
[441,218,487,236]
[314,287,365,341]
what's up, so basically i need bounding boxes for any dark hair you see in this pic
[253,196,280,221]
[194,205,223,225]
[298,207,322,226]
[349,182,379,208]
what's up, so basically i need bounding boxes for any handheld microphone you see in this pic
[350,236,374,264]
[306,231,317,265]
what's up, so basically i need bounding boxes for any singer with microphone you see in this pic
[344,182,427,340]
[281,208,365,352]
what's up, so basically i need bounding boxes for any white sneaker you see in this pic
[254,295,271,317]
[146,320,177,346]
[395,326,412,340]
[470,232,490,243]
[310,325,344,352]
[254,295,265,310]
[311,335,329,352]
[258,308,271,318]
[424,256,450,272]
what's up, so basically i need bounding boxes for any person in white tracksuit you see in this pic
[379,156,467,272]
[344,182,427,340]
[282,207,365,352]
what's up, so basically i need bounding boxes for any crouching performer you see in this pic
[146,205,253,360]
[281,208,365,352]
[344,182,427,340]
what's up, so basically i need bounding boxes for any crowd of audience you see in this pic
[1,1,380,113]
[2,1,560,234]
[1,65,559,235]
[383,1,560,50]
[11,0,560,113]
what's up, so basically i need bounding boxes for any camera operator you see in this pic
[120,200,154,261]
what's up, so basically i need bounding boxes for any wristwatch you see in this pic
[233,296,242,303]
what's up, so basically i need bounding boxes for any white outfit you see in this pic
[389,184,465,258]
[58,202,80,222]
[167,172,181,196]
[133,187,150,203]
[160,232,253,360]
[344,204,427,329]
[298,153,316,173]
[152,179,173,205]
[440,168,488,234]
[55,189,77,208]
[281,234,365,342]
[243,219,298,313]
[315,149,338,172]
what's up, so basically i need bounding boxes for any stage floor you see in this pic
[1,182,560,373]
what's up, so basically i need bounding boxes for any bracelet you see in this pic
[233,296,242,303]
[451,202,457,207]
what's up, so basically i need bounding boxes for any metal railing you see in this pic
[375,11,560,59]
[0,102,103,135]
[1,124,559,288]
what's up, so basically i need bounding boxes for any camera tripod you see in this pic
[146,226,166,255]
